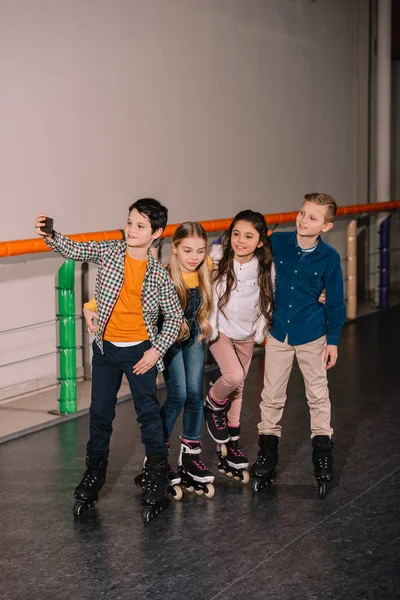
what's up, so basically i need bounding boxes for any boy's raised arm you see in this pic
[35,213,109,265]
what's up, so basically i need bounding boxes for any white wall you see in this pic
[392,62,400,201]
[0,0,370,399]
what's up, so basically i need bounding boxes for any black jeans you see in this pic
[87,341,167,457]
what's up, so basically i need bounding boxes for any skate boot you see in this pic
[134,458,183,501]
[204,391,229,446]
[141,455,169,523]
[217,426,250,484]
[178,437,215,498]
[250,435,279,493]
[312,435,333,499]
[73,455,108,518]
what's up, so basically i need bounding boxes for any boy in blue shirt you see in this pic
[250,193,346,497]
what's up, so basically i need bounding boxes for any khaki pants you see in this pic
[258,334,333,439]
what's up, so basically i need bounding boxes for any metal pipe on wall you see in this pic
[379,215,391,308]
[57,260,77,414]
[346,220,358,319]
[81,262,91,381]
[376,0,392,305]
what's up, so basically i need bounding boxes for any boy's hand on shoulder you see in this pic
[133,347,159,375]
[324,345,338,370]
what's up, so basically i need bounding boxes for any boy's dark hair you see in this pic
[128,198,168,232]
[304,193,337,223]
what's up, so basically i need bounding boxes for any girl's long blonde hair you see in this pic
[167,222,212,341]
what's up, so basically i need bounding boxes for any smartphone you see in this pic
[41,217,54,235]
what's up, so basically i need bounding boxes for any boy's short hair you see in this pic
[304,193,337,223]
[129,198,168,232]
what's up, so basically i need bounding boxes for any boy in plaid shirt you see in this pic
[35,199,183,516]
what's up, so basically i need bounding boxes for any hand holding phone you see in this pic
[35,214,54,237]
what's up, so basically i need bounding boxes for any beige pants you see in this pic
[258,334,333,439]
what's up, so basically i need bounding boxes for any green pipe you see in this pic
[56,260,77,413]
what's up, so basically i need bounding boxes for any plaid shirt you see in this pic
[45,232,183,371]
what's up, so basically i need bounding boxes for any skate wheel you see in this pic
[251,478,261,493]
[226,471,233,478]
[171,485,183,501]
[218,468,225,474]
[241,470,250,484]
[185,485,195,493]
[318,482,327,499]
[195,488,204,496]
[204,483,215,499]
[220,444,228,458]
[234,475,240,481]
[141,506,153,523]
[73,500,88,518]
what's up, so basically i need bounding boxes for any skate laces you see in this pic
[229,441,245,457]
[144,464,166,492]
[83,468,102,487]
[212,411,227,431]
[192,459,208,471]
[144,471,161,492]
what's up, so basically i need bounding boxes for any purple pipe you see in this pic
[379,215,391,309]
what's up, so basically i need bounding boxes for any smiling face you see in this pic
[296,201,333,241]
[230,220,262,263]
[172,236,206,273]
[124,208,162,250]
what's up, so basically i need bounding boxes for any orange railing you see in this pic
[1,201,399,259]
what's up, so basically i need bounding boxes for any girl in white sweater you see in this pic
[205,210,275,483]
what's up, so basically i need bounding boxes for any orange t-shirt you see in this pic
[103,254,149,342]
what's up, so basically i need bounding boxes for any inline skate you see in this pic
[204,391,229,444]
[312,435,333,499]
[178,438,215,498]
[134,458,183,501]
[73,455,108,518]
[217,426,250,484]
[249,434,278,493]
[140,455,169,523]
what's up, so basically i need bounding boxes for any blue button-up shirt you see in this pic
[270,231,346,346]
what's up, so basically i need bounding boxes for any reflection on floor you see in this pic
[0,308,399,600]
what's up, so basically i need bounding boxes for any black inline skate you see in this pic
[312,435,333,499]
[250,434,279,493]
[204,391,229,444]
[73,455,108,518]
[178,438,215,498]
[134,459,183,501]
[140,455,169,523]
[217,426,250,484]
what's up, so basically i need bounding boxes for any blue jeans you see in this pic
[87,341,167,457]
[162,337,205,441]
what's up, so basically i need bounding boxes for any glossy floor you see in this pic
[1,308,399,600]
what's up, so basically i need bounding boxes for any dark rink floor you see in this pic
[1,308,399,600]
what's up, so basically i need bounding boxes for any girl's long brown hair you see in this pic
[212,210,274,332]
[168,222,212,341]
